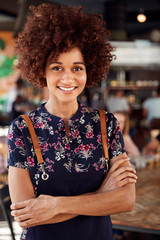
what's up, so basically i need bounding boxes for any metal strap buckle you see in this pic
[39,163,49,181]
[104,158,109,174]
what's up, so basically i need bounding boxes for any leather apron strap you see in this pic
[99,109,109,160]
[21,114,44,165]
[21,111,109,167]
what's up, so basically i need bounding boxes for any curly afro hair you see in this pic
[14,3,114,88]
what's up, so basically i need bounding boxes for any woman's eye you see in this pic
[52,66,62,71]
[73,67,83,71]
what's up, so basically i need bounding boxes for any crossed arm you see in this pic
[8,153,137,228]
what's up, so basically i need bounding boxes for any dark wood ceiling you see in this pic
[0,0,160,41]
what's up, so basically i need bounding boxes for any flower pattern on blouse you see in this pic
[8,103,125,183]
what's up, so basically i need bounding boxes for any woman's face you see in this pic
[44,47,87,104]
[114,113,126,132]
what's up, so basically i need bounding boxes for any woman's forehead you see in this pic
[47,47,84,64]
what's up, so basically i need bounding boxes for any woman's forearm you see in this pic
[11,182,135,227]
[28,183,135,226]
[36,192,93,225]
[57,183,135,217]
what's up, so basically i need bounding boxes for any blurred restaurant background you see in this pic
[0,0,160,239]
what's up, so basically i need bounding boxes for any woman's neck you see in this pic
[44,99,79,121]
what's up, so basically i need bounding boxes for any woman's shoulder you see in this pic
[81,105,116,124]
[81,104,112,115]
[9,105,41,131]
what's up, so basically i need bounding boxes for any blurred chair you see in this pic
[0,184,15,240]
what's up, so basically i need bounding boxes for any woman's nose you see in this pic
[61,70,74,83]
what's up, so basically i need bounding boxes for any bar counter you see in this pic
[111,166,160,234]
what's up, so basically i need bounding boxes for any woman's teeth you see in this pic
[58,87,76,91]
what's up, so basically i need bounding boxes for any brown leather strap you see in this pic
[99,110,109,159]
[21,114,44,165]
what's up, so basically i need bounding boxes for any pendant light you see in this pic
[137,8,147,23]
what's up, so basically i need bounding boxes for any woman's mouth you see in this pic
[57,86,77,92]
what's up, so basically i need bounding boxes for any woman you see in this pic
[113,112,141,157]
[7,4,137,240]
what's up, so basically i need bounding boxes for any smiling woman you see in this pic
[7,3,136,240]
[44,47,87,117]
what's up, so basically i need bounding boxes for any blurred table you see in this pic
[111,167,160,234]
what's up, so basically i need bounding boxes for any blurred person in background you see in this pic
[8,78,28,123]
[7,77,23,113]
[114,112,140,157]
[142,133,160,156]
[106,90,131,114]
[142,86,160,124]
[9,95,28,124]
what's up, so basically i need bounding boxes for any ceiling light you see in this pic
[137,8,147,23]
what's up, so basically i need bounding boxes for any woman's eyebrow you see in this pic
[51,61,85,65]
[54,62,62,64]
[74,62,85,65]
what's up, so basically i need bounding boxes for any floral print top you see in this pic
[7,103,125,240]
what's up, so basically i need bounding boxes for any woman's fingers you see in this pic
[14,213,30,222]
[11,208,27,217]
[113,166,136,177]
[103,169,137,187]
[10,194,59,227]
[117,171,138,182]
[108,165,137,187]
[118,177,137,188]
[110,157,130,173]
[99,159,137,191]
[11,199,30,210]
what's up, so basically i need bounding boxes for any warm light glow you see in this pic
[137,13,147,23]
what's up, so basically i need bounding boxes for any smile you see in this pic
[57,86,77,92]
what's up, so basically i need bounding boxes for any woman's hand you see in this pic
[97,157,137,193]
[11,194,59,228]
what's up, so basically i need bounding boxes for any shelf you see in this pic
[107,85,158,91]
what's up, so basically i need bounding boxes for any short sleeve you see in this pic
[7,118,29,169]
[107,113,126,159]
